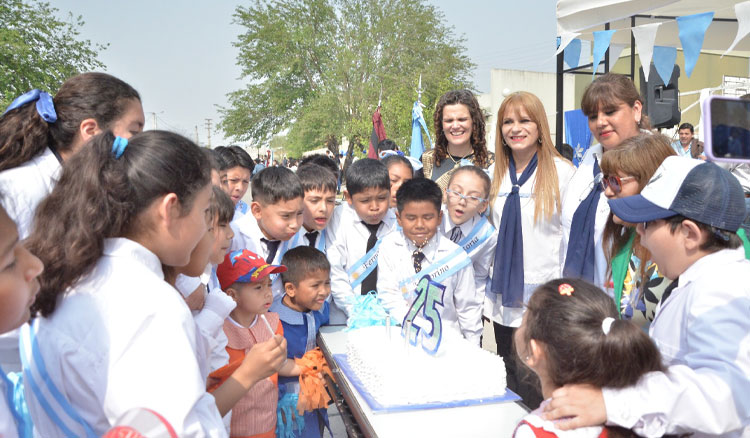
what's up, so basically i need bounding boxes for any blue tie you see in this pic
[563,156,604,282]
[491,153,538,307]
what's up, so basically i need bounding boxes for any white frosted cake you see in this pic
[345,326,507,407]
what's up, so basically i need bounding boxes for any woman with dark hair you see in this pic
[421,89,494,191]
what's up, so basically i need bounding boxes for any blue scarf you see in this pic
[491,153,538,307]
[563,156,603,282]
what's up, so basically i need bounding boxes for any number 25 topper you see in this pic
[401,274,446,355]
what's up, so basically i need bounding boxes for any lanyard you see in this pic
[611,230,636,318]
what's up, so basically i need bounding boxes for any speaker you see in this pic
[639,63,681,128]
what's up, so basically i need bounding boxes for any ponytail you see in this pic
[27,130,210,317]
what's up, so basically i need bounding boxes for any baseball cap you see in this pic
[216,249,287,290]
[608,156,745,232]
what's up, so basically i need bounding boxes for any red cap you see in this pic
[216,249,287,290]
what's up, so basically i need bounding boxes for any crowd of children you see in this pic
[0,70,748,438]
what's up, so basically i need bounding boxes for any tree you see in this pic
[0,1,106,108]
[220,0,474,169]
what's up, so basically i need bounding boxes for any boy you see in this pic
[290,164,337,252]
[231,166,304,300]
[327,158,398,324]
[377,178,483,345]
[216,145,255,218]
[441,166,496,297]
[548,157,750,437]
[270,246,331,438]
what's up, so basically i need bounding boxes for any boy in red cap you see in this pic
[210,249,300,438]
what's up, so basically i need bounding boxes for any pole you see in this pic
[204,119,213,148]
[556,52,564,148]
[195,125,200,145]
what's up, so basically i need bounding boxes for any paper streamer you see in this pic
[608,43,626,70]
[723,1,750,57]
[652,46,677,86]
[631,22,661,82]
[591,30,616,76]
[555,31,582,56]
[564,38,582,69]
[677,11,714,77]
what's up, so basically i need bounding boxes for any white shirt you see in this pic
[0,376,19,438]
[602,249,750,437]
[560,145,610,291]
[486,157,575,327]
[376,231,482,345]
[440,208,497,298]
[25,238,226,438]
[326,203,398,324]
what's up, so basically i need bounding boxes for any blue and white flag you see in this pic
[410,101,432,159]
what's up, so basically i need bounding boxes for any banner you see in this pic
[631,22,661,82]
[653,46,677,86]
[591,29,616,76]
[564,109,593,167]
[368,108,387,159]
[677,11,714,77]
[410,101,432,159]
[724,1,750,57]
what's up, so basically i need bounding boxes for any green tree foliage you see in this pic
[0,1,106,108]
[221,0,474,160]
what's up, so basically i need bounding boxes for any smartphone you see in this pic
[703,95,750,163]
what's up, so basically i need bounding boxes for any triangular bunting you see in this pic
[677,11,714,77]
[631,22,661,82]
[591,30,616,76]
[564,39,582,69]
[608,43,626,70]
[653,46,677,86]
[556,31,582,56]
[723,1,750,57]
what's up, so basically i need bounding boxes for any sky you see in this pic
[49,0,557,147]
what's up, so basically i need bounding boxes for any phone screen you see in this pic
[709,97,750,160]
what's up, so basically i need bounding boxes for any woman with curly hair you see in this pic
[421,89,494,191]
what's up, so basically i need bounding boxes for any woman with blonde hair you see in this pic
[484,91,574,408]
[601,134,675,327]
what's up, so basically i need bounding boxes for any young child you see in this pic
[327,158,397,324]
[377,178,483,344]
[291,164,337,252]
[211,249,300,438]
[512,278,663,438]
[381,153,413,209]
[22,131,287,437]
[270,246,331,438]
[231,166,304,300]
[0,201,44,438]
[548,156,750,437]
[216,145,255,218]
[442,165,496,297]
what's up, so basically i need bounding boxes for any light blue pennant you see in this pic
[677,11,714,77]
[564,38,582,69]
[653,46,678,86]
[591,30,616,77]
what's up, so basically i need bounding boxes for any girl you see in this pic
[381,153,413,208]
[0,200,44,438]
[23,130,286,437]
[561,73,650,289]
[512,278,663,438]
[421,89,495,190]
[601,134,675,327]
[485,91,574,409]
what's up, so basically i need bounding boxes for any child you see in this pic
[512,278,663,438]
[22,131,287,437]
[378,178,482,344]
[216,145,255,218]
[291,164,337,252]
[0,201,44,438]
[381,153,413,209]
[327,158,397,323]
[231,166,304,300]
[442,165,496,297]
[270,246,331,438]
[548,157,750,437]
[212,249,300,438]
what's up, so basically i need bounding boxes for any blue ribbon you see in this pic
[563,157,603,282]
[3,89,57,123]
[491,153,538,307]
[112,136,128,159]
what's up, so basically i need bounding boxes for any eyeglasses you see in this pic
[446,189,487,205]
[600,175,636,194]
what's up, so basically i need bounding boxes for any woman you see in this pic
[484,91,574,409]
[421,89,494,190]
[601,134,674,327]
[561,72,649,290]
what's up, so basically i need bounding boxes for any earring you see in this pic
[537,137,542,144]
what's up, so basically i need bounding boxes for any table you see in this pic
[318,326,529,438]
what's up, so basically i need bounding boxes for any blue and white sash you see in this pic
[347,239,383,289]
[457,216,495,259]
[19,320,98,438]
[398,247,472,299]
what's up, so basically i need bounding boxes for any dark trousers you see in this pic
[492,321,543,410]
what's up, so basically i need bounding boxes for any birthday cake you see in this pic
[345,326,507,407]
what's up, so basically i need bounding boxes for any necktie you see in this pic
[563,156,604,282]
[413,248,426,273]
[449,226,463,244]
[491,153,538,307]
[360,222,381,294]
[305,231,319,248]
[260,238,281,264]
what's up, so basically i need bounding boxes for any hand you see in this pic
[239,335,288,383]
[543,384,606,430]
[184,284,206,311]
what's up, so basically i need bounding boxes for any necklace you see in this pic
[446,150,474,169]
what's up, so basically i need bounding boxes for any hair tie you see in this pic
[3,89,58,123]
[558,283,574,296]
[602,317,615,335]
[112,136,128,159]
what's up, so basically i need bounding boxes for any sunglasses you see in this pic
[600,175,636,194]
